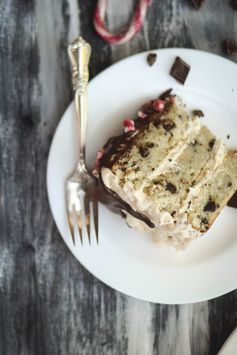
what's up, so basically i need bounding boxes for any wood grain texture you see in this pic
[0,0,237,354]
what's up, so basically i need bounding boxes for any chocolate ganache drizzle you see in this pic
[95,89,175,228]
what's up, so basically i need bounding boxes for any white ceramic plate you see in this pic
[47,48,237,304]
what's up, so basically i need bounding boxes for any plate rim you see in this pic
[47,47,237,304]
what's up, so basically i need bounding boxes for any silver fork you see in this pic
[66,36,98,245]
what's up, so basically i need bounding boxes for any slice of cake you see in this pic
[94,90,237,249]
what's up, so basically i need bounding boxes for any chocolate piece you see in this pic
[223,39,237,55]
[166,182,177,194]
[147,53,157,66]
[159,88,173,100]
[192,109,204,117]
[203,197,218,212]
[231,0,237,10]
[208,139,216,150]
[162,119,176,132]
[201,217,208,225]
[191,0,204,8]
[227,134,230,139]
[139,147,150,158]
[170,57,191,84]
[228,191,237,208]
[146,142,155,148]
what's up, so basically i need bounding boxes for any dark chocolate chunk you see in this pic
[191,0,205,8]
[227,182,232,187]
[146,142,154,148]
[139,147,150,158]
[166,182,177,194]
[170,56,191,84]
[231,0,237,11]
[223,39,237,55]
[153,119,161,128]
[227,134,230,139]
[208,139,216,150]
[192,109,204,117]
[162,119,176,132]
[201,217,208,225]
[227,191,237,208]
[171,211,176,217]
[204,197,218,212]
[147,53,157,66]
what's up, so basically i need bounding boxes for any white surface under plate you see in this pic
[47,48,237,304]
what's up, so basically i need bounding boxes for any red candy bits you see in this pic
[137,110,148,119]
[123,119,135,133]
[153,99,165,112]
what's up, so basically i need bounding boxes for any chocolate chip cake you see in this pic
[94,90,237,249]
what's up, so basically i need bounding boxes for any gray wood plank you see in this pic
[0,0,236,354]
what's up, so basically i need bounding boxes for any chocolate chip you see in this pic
[192,109,204,117]
[169,159,172,162]
[228,191,237,208]
[166,182,177,194]
[139,147,150,158]
[204,197,218,212]
[223,39,237,55]
[153,119,161,128]
[227,134,230,139]
[227,182,232,187]
[201,217,208,225]
[171,211,176,217]
[231,0,237,10]
[208,139,216,150]
[170,56,191,84]
[162,119,176,132]
[146,142,154,148]
[191,0,205,8]
[147,53,157,66]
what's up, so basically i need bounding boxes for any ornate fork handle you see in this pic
[68,37,92,171]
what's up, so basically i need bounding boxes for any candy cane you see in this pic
[94,0,152,45]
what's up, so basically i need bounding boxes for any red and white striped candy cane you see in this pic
[94,0,152,45]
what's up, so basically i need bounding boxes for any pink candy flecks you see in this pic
[123,119,135,133]
[153,99,165,112]
[137,110,148,119]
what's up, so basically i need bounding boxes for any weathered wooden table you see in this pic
[1,1,237,354]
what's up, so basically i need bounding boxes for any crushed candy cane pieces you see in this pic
[137,110,148,119]
[153,99,165,112]
[123,119,135,132]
